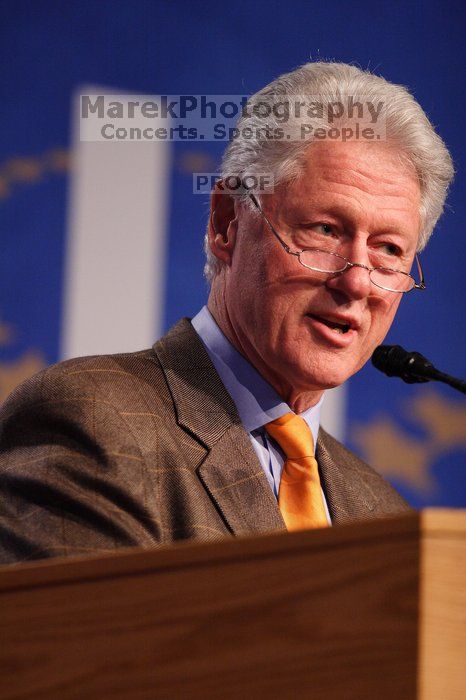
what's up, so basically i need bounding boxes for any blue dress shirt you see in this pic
[192,307,331,523]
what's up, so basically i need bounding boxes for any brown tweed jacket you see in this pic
[0,318,410,564]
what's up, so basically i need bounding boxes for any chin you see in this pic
[294,360,355,392]
[303,375,346,392]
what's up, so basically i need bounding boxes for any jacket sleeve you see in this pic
[0,365,162,564]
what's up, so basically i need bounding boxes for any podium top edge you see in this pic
[0,512,421,592]
[421,508,466,535]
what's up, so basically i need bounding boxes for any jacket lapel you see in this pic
[154,319,285,536]
[198,424,285,535]
[317,428,380,524]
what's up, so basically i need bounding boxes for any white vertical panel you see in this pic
[320,385,346,442]
[61,88,171,359]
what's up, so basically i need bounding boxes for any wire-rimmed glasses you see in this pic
[249,193,426,294]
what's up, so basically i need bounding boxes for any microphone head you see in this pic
[372,345,405,376]
[371,344,431,384]
[372,345,465,394]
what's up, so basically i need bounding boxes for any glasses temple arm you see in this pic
[248,192,296,255]
[415,253,426,290]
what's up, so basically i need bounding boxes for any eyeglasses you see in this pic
[249,193,426,294]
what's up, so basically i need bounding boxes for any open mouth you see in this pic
[308,314,352,334]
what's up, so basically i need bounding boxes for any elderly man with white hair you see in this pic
[0,62,453,563]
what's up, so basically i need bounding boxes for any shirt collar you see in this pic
[191,306,323,445]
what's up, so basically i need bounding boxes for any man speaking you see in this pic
[0,62,453,563]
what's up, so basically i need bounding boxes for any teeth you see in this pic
[332,324,350,334]
[309,315,351,334]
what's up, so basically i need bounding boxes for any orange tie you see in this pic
[265,413,329,531]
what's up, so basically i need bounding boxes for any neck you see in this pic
[207,294,324,413]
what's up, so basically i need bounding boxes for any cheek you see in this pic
[226,259,269,332]
[370,294,403,338]
[230,247,289,312]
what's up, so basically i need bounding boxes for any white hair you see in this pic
[204,61,454,282]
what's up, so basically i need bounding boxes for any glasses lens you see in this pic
[297,247,418,293]
[299,249,347,273]
[371,268,415,292]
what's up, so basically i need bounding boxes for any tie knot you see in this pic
[265,412,315,459]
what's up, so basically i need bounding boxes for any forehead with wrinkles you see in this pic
[263,141,421,244]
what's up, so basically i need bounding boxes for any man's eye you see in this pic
[315,223,334,236]
[293,222,337,247]
[381,242,402,256]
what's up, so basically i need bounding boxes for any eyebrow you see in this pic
[287,202,414,239]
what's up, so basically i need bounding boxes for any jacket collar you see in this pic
[154,318,379,531]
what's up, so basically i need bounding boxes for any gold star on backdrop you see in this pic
[0,321,14,346]
[407,391,466,449]
[0,315,45,403]
[0,351,46,403]
[353,416,435,494]
[353,389,466,496]
[177,150,217,174]
[0,148,71,203]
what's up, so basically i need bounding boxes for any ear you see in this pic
[207,180,238,266]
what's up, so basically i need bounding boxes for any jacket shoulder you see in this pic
[0,347,168,418]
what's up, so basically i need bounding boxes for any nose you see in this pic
[325,260,373,300]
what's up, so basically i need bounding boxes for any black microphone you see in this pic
[372,344,466,394]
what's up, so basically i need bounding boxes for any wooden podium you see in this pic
[0,509,464,699]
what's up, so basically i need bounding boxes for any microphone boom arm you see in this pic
[371,345,466,395]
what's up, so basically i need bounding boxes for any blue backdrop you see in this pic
[1,0,465,508]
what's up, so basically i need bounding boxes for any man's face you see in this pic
[216,140,421,407]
